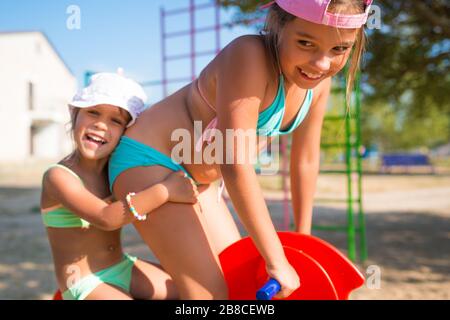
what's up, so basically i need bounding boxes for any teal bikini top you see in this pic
[257,74,313,136]
[41,164,91,229]
[195,74,314,152]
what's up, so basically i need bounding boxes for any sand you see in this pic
[0,165,449,300]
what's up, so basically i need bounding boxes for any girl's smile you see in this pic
[74,104,130,160]
[82,132,108,149]
[297,67,324,81]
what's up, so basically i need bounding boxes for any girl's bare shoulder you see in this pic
[215,35,272,80]
[40,162,83,207]
[226,34,266,51]
[222,35,267,61]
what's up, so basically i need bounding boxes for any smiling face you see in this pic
[277,17,358,89]
[72,105,131,160]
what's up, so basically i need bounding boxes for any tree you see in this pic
[363,1,449,115]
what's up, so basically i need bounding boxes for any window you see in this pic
[30,125,36,156]
[28,82,34,110]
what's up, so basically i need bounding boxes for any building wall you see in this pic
[0,32,76,162]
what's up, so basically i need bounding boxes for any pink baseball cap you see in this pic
[262,0,373,29]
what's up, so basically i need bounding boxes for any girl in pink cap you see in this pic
[40,73,199,300]
[109,0,372,299]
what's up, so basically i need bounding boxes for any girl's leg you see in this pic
[114,166,228,300]
[84,283,133,300]
[195,183,241,255]
[130,259,179,300]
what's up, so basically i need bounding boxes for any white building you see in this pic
[0,31,77,162]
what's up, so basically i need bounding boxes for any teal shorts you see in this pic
[62,253,137,300]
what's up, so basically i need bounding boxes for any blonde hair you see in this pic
[261,0,368,107]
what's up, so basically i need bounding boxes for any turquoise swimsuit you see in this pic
[109,136,192,191]
[41,164,137,300]
[108,74,313,192]
[257,74,313,136]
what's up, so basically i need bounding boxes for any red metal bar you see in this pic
[160,7,168,97]
[215,4,221,54]
[164,2,214,16]
[166,25,223,38]
[166,50,217,61]
[157,77,192,84]
[159,0,292,233]
[281,136,291,230]
[165,18,265,39]
[160,2,264,97]
[190,0,196,80]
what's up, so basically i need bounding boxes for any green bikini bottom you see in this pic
[62,253,137,300]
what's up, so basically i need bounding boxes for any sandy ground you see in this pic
[0,163,449,300]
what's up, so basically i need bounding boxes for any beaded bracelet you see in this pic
[125,192,147,221]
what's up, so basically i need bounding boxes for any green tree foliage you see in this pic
[363,1,449,115]
[361,101,450,152]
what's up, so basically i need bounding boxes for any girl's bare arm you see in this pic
[290,77,330,234]
[215,37,299,297]
[43,170,197,231]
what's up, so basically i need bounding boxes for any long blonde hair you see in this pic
[261,0,368,107]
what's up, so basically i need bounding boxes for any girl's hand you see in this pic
[265,259,300,299]
[164,171,199,204]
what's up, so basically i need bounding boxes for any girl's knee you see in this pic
[211,280,229,300]
[207,275,229,299]
[185,275,228,300]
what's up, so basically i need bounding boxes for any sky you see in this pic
[0,0,257,102]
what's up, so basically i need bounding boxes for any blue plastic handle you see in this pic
[256,278,281,300]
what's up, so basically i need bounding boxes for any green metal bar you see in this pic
[321,142,360,149]
[313,225,349,232]
[355,72,368,262]
[324,115,358,121]
[314,198,361,204]
[312,225,366,233]
[344,72,357,262]
[277,169,360,175]
[331,87,344,94]
[319,169,360,174]
[313,70,367,263]
[273,168,360,175]
[281,135,291,231]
